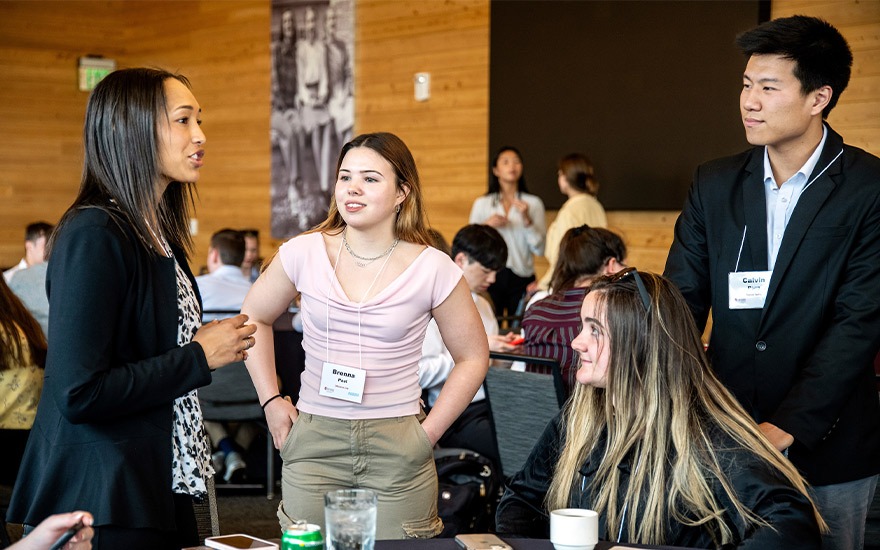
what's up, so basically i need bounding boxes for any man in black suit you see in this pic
[665,16,879,550]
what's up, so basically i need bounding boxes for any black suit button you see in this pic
[755,341,767,351]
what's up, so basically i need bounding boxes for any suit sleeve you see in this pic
[664,165,713,330]
[45,222,210,424]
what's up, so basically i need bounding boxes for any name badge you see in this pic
[728,270,771,309]
[319,362,366,403]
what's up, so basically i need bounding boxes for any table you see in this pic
[189,538,689,549]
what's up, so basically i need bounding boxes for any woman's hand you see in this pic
[485,213,508,228]
[265,396,298,449]
[193,314,258,369]
[511,199,532,226]
[489,333,520,352]
[12,511,94,550]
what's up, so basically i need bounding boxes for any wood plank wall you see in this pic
[354,0,490,242]
[1,0,877,279]
[0,1,273,272]
[773,1,880,154]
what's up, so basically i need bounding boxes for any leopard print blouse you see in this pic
[165,240,214,498]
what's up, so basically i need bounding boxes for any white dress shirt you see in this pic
[195,265,252,321]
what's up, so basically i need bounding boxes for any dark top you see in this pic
[496,414,821,549]
[7,207,212,530]
[664,124,880,485]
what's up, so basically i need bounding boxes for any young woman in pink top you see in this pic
[242,132,489,539]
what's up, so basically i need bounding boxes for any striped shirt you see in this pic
[522,287,586,397]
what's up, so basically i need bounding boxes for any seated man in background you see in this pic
[196,228,256,482]
[3,222,52,284]
[9,224,54,339]
[198,228,253,321]
[419,224,519,465]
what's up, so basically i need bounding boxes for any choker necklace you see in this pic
[343,229,399,268]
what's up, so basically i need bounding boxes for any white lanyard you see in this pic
[580,450,643,543]
[325,234,395,368]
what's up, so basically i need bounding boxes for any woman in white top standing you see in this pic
[538,153,607,290]
[469,146,545,319]
[242,132,488,539]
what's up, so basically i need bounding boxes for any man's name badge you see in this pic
[319,361,366,403]
[728,270,771,309]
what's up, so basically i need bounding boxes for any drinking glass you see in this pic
[324,488,377,550]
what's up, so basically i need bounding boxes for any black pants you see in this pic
[437,400,500,467]
[0,429,30,487]
[487,267,534,319]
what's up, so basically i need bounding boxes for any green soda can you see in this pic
[281,522,323,549]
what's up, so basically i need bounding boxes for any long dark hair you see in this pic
[487,145,528,195]
[0,277,47,370]
[549,225,626,292]
[49,67,196,259]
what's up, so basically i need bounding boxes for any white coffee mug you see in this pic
[550,508,599,550]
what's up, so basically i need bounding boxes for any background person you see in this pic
[6,68,256,549]
[538,153,607,291]
[240,228,262,282]
[242,132,489,539]
[664,16,880,549]
[419,224,518,466]
[198,228,252,321]
[9,224,53,339]
[0,276,46,490]
[496,270,824,548]
[520,225,626,396]
[3,222,53,284]
[469,146,545,320]
[196,228,257,482]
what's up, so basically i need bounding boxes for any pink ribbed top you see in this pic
[279,232,462,419]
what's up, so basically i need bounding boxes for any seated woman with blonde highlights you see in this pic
[496,269,824,548]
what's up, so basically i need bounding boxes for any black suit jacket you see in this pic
[665,125,880,485]
[7,207,212,530]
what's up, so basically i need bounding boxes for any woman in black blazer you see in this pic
[7,68,256,549]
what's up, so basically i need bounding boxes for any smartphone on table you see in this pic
[205,534,278,549]
[454,533,513,550]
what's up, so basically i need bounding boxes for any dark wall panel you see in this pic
[490,0,765,210]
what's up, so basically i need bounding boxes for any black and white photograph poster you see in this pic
[271,0,354,238]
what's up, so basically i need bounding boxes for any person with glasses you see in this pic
[496,270,824,548]
[664,16,880,549]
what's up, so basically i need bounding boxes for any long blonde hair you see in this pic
[546,270,825,545]
[308,132,433,245]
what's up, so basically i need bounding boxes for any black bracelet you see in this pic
[261,393,284,410]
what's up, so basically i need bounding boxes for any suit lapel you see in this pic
[763,127,844,313]
[742,150,768,270]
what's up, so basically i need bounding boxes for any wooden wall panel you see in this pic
[771,1,880,157]
[1,0,877,283]
[355,0,490,244]
[0,2,127,266]
[0,1,272,272]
